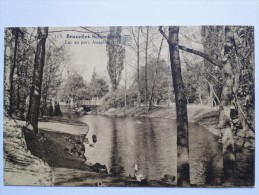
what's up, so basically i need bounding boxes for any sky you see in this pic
[48,27,110,83]
[46,26,203,87]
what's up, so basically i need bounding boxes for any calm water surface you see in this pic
[73,115,227,185]
[60,114,254,186]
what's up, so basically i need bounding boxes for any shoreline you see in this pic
[98,104,221,137]
[97,104,254,149]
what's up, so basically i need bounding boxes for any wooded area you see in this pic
[4,26,255,187]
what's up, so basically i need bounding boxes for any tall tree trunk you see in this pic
[130,27,141,108]
[217,26,236,185]
[16,59,21,116]
[198,86,203,105]
[136,28,141,108]
[27,27,48,134]
[124,60,127,116]
[167,57,171,108]
[4,29,8,110]
[149,36,164,110]
[144,27,149,114]
[9,28,19,117]
[208,82,214,108]
[169,26,190,187]
[160,26,190,186]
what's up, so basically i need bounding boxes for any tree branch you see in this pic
[159,26,169,41]
[179,45,221,68]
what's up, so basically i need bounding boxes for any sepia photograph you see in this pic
[3,25,255,187]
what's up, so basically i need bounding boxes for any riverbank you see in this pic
[100,104,221,136]
[100,104,255,149]
[4,116,103,185]
[4,116,175,186]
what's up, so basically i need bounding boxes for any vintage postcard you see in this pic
[3,26,255,187]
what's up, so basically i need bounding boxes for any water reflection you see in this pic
[79,116,177,181]
[72,115,253,186]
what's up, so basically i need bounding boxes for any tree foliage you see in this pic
[40,43,67,116]
[106,26,125,90]
[138,58,172,105]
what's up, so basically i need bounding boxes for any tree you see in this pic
[89,68,109,99]
[129,27,142,107]
[27,27,49,133]
[4,27,35,119]
[106,26,125,90]
[159,26,190,186]
[138,58,171,106]
[63,70,87,106]
[201,26,223,107]
[181,49,221,106]
[90,78,109,98]
[41,43,66,116]
[148,35,164,110]
[54,101,62,117]
[7,28,27,117]
[144,27,149,113]
[8,28,19,117]
[175,26,254,185]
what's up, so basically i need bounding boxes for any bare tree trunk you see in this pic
[136,28,141,108]
[4,28,10,111]
[144,27,149,114]
[27,27,48,134]
[16,59,21,116]
[160,26,190,186]
[130,27,141,108]
[124,62,127,116]
[9,28,19,117]
[198,86,203,105]
[137,46,141,107]
[149,36,164,110]
[167,55,171,108]
[208,82,214,108]
[167,76,171,108]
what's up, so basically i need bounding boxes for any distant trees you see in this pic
[129,27,142,107]
[138,58,171,107]
[40,43,67,116]
[89,68,109,98]
[63,69,109,107]
[63,70,89,106]
[106,26,125,91]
